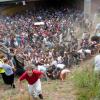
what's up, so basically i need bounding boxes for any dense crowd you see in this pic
[0,6,99,99]
[0,7,96,76]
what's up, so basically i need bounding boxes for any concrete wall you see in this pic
[91,0,100,14]
[0,2,36,16]
[0,5,27,15]
[91,0,100,23]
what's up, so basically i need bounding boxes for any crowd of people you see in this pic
[0,7,99,100]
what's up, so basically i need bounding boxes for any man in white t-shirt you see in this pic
[94,53,100,72]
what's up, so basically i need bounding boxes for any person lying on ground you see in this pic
[60,69,71,81]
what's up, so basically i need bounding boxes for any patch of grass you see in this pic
[72,68,100,100]
[0,79,76,100]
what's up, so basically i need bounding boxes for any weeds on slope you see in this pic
[72,68,100,100]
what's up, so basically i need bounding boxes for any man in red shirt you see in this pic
[18,65,43,100]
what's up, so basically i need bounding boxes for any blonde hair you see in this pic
[25,64,35,70]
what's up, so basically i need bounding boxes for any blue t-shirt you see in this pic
[0,63,14,76]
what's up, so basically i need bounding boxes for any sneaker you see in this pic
[38,94,43,99]
[11,84,15,88]
[12,84,15,88]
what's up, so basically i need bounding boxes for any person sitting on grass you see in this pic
[0,58,15,88]
[18,65,44,100]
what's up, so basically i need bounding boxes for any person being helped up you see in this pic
[0,58,15,88]
[0,54,5,74]
[18,65,44,100]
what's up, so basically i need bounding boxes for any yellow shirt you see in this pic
[0,59,5,73]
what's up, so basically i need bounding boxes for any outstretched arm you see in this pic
[18,72,26,93]
[18,79,24,93]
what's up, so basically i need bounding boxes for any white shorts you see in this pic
[28,79,42,98]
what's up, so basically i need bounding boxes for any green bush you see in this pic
[72,68,100,100]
